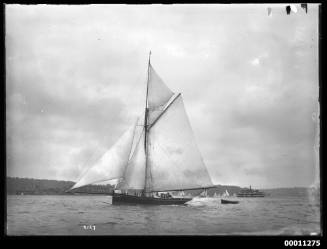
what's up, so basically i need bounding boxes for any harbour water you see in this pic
[6,193,320,235]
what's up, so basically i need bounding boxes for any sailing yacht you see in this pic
[69,52,214,205]
[222,189,230,197]
[198,189,208,198]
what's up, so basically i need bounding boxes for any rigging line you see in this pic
[176,101,214,185]
[74,144,104,184]
[74,142,112,185]
[120,127,145,184]
[77,136,117,182]
[73,124,135,188]
[74,177,124,191]
[147,131,153,191]
[128,68,149,121]
[126,118,140,160]
[73,125,130,185]
[145,51,151,109]
[77,118,139,185]
[76,109,143,186]
[143,51,151,194]
[118,117,145,189]
[114,124,143,190]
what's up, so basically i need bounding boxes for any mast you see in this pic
[143,51,151,196]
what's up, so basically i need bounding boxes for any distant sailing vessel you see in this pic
[222,189,230,197]
[198,189,208,198]
[236,185,265,197]
[221,189,240,204]
[173,190,188,198]
[70,52,214,205]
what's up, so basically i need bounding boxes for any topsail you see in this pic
[148,64,174,110]
[147,64,174,125]
[71,57,213,193]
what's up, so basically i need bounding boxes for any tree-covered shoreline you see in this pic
[6,177,314,197]
[7,177,114,195]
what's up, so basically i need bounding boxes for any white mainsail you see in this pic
[70,121,137,190]
[148,94,213,192]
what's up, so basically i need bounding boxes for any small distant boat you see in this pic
[198,189,208,198]
[237,185,265,197]
[221,199,239,204]
[222,189,230,197]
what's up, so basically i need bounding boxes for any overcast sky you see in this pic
[6,4,319,188]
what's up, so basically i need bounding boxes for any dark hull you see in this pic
[221,199,239,204]
[112,193,192,205]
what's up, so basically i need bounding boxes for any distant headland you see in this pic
[6,177,315,197]
[7,177,114,195]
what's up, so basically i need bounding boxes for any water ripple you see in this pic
[6,195,321,235]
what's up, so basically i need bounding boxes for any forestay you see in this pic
[118,129,146,190]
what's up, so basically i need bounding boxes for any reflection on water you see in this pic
[6,194,320,235]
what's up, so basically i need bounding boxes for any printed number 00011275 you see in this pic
[284,240,320,247]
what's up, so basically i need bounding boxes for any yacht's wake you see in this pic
[186,197,219,207]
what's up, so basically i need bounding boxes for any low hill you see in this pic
[7,177,114,195]
[7,177,315,198]
[263,187,320,198]
[6,177,243,196]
